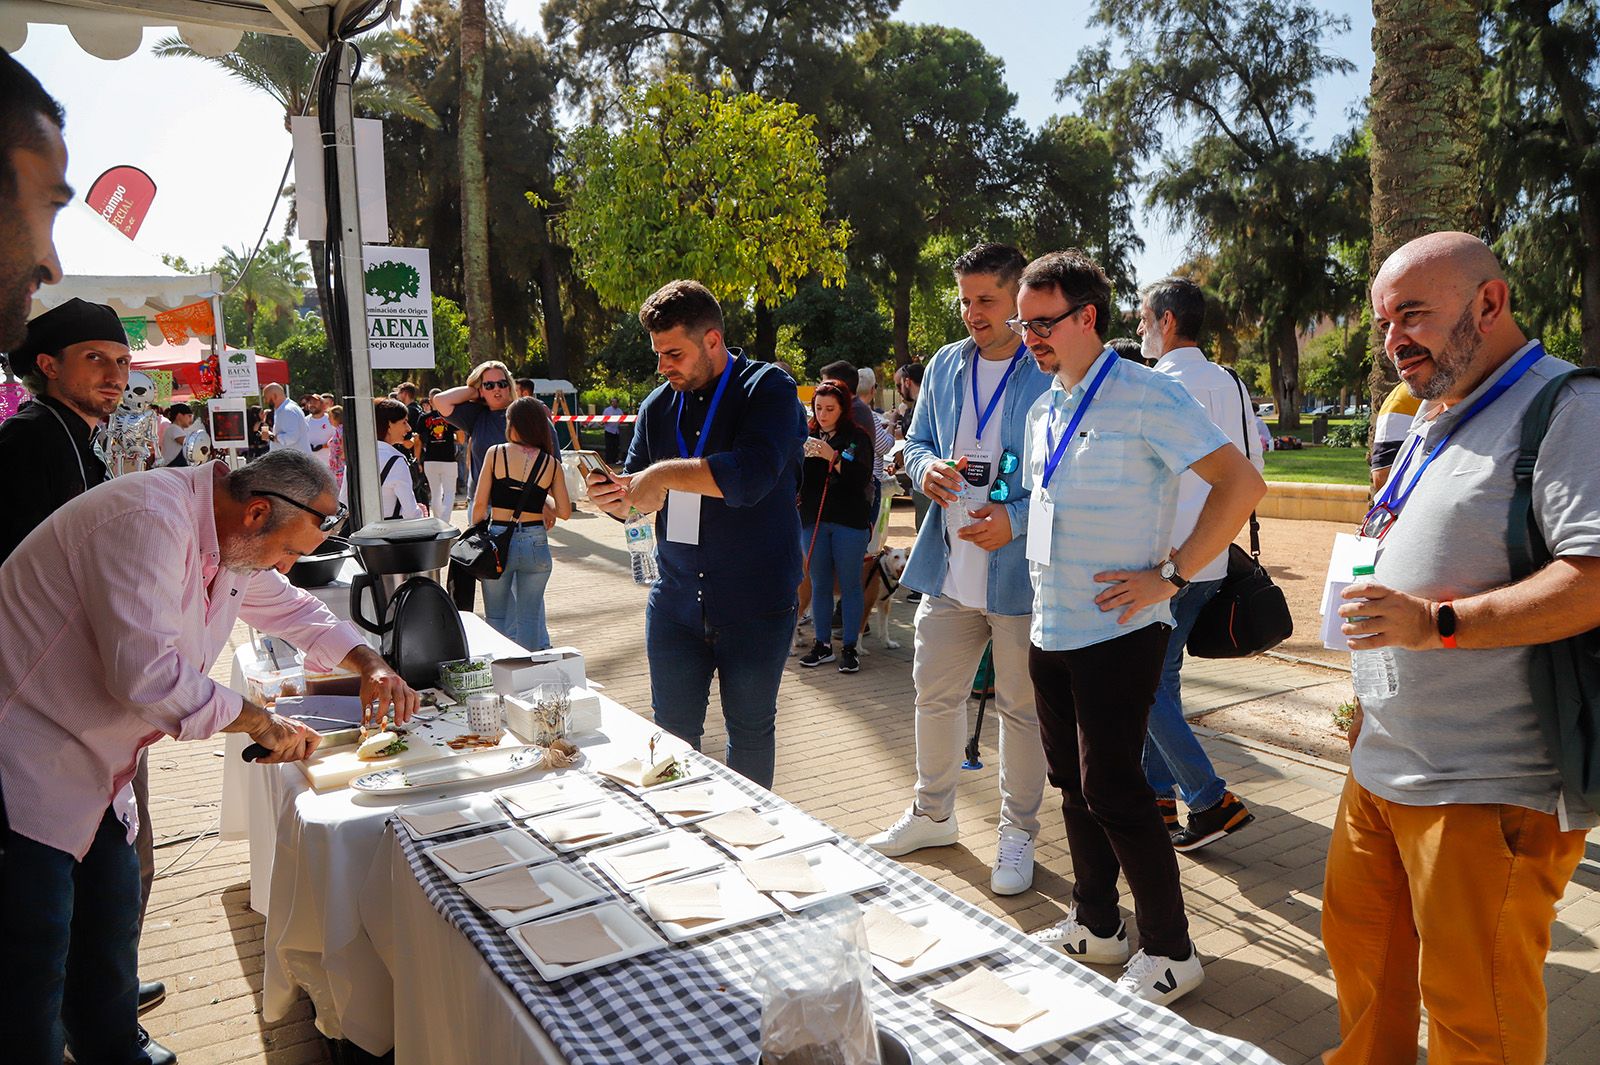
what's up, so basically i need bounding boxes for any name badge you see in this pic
[665,490,701,545]
[1026,494,1054,565]
[958,439,999,488]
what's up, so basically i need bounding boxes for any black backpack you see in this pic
[1508,367,1600,815]
[381,452,432,517]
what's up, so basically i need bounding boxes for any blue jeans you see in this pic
[1142,578,1227,811]
[805,521,870,648]
[480,523,554,650]
[0,806,145,1064]
[645,603,796,789]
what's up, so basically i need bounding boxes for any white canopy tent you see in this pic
[8,0,396,525]
[31,200,222,323]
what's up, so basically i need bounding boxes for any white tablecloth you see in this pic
[218,612,680,1052]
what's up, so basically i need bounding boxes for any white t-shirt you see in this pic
[159,419,197,465]
[941,354,1012,610]
[306,414,335,465]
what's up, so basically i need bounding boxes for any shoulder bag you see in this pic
[449,448,546,580]
[1185,369,1295,658]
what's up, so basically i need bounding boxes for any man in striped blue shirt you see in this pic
[1016,252,1265,1006]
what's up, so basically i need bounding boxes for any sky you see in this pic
[14,0,1375,292]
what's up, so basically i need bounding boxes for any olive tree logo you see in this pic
[365,259,421,305]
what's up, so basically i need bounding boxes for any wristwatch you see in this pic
[1159,558,1188,591]
[1436,600,1458,649]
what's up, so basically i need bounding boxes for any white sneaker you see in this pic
[990,827,1035,895]
[864,807,959,857]
[1032,908,1131,965]
[1117,947,1204,1007]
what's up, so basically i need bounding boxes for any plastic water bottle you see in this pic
[946,460,982,527]
[1348,564,1398,700]
[624,509,659,585]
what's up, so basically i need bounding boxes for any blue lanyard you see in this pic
[1372,342,1545,517]
[969,343,1027,444]
[674,355,736,459]
[1041,352,1118,491]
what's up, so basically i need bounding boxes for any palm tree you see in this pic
[218,239,309,346]
[459,0,496,364]
[152,30,440,131]
[1366,0,1484,408]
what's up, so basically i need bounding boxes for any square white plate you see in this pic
[508,899,668,981]
[927,966,1128,1054]
[495,774,606,819]
[396,793,509,841]
[866,902,1007,983]
[525,798,654,853]
[640,777,762,826]
[630,865,782,942]
[423,827,556,884]
[760,843,886,913]
[700,806,835,861]
[462,861,613,928]
[588,828,727,890]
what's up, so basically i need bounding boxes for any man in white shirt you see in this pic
[157,402,197,466]
[1140,277,1261,852]
[261,383,310,455]
[303,392,335,469]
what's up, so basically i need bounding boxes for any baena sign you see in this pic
[362,246,434,369]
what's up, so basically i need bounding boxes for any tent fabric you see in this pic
[133,339,288,400]
[1,1,341,59]
[31,203,220,325]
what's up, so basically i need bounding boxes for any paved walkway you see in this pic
[135,503,1600,1064]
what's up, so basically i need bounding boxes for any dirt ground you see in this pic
[880,499,1358,766]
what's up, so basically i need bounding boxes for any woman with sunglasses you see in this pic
[797,382,876,673]
[471,397,572,650]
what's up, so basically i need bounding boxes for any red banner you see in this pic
[86,165,157,239]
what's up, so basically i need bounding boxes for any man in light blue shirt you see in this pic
[261,383,310,455]
[1017,251,1264,1007]
[864,243,1051,896]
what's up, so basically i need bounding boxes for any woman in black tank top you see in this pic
[470,398,572,649]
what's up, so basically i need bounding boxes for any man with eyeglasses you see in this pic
[865,244,1052,897]
[1017,251,1264,1006]
[0,449,416,1065]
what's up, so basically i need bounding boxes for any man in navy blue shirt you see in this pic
[585,280,805,788]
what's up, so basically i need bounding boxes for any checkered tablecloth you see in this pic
[394,754,1283,1065]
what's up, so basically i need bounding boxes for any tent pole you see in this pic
[331,46,380,527]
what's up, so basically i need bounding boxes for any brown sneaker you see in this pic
[1155,795,1179,834]
[1172,791,1253,853]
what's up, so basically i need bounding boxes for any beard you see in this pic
[0,228,47,352]
[1140,329,1163,362]
[221,530,274,574]
[1401,303,1482,401]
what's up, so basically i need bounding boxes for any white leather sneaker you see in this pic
[990,826,1035,895]
[1117,947,1205,1006]
[864,807,959,857]
[1032,908,1131,964]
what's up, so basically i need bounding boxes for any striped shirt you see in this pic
[0,462,365,858]
[1022,349,1230,651]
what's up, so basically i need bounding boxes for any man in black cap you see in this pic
[0,297,127,562]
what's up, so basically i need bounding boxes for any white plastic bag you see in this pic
[756,900,881,1065]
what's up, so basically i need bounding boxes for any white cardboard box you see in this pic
[491,648,586,694]
[506,685,603,741]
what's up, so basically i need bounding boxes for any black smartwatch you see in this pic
[1436,601,1458,648]
[1159,558,1189,591]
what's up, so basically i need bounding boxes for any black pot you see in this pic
[348,518,459,575]
[287,536,354,589]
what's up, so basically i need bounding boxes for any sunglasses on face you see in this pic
[480,379,512,391]
[253,491,347,533]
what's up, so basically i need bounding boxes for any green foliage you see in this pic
[269,314,335,396]
[216,239,308,347]
[558,75,850,313]
[774,273,892,379]
[1302,314,1372,400]
[1325,414,1371,449]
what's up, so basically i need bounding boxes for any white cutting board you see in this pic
[300,731,526,792]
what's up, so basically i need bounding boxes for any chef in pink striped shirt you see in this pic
[0,449,417,1065]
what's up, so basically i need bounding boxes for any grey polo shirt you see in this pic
[1358,343,1600,828]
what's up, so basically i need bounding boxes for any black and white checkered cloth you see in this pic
[395,754,1283,1065]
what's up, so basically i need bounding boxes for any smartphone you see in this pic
[576,452,615,479]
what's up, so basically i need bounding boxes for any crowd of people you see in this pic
[5,45,1600,1065]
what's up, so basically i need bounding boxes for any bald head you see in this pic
[1372,231,1526,405]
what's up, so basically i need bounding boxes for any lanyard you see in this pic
[969,343,1027,444]
[1372,342,1544,519]
[674,355,736,459]
[1041,352,1118,491]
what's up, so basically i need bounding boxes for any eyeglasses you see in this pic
[987,450,1020,502]
[253,491,347,533]
[1005,303,1087,339]
[1360,504,1398,541]
[480,379,512,391]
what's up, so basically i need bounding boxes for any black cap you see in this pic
[9,298,128,378]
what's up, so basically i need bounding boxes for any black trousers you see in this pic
[1029,623,1190,958]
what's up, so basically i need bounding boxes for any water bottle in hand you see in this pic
[945,460,982,527]
[1348,564,1397,700]
[624,509,658,586]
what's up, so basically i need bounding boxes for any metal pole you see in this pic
[331,47,380,528]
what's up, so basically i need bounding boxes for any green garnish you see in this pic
[382,738,408,757]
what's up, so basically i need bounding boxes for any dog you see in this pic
[792,545,910,654]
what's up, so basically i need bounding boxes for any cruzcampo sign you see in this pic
[362,245,434,369]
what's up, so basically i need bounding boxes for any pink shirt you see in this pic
[0,462,364,859]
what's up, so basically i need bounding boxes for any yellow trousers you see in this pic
[1322,776,1585,1065]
